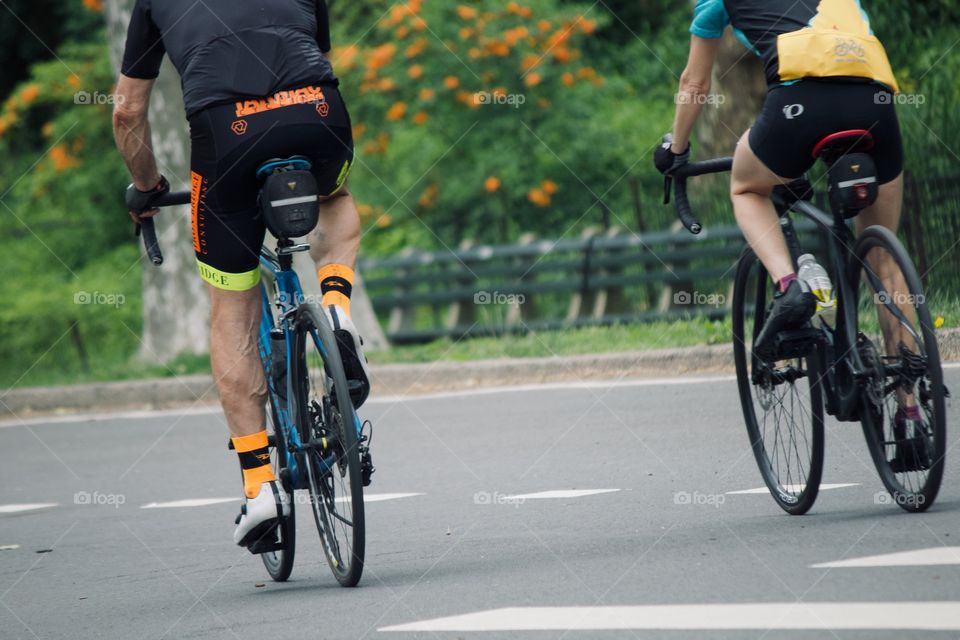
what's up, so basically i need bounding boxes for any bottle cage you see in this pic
[256,156,320,238]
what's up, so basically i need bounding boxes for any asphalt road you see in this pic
[2,368,960,639]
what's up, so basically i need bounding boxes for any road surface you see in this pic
[2,369,959,639]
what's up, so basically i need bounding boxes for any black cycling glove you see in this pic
[125,175,170,213]
[654,133,690,176]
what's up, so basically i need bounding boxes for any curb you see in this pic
[2,329,957,419]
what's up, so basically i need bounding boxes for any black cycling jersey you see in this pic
[121,0,336,117]
[691,0,898,92]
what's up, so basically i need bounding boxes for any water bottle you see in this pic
[797,254,837,328]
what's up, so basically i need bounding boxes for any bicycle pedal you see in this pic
[772,327,822,360]
[245,521,286,555]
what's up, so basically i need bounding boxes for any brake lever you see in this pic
[663,175,673,205]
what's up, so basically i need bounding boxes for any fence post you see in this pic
[506,233,537,328]
[592,226,626,320]
[444,238,477,334]
[658,220,695,313]
[387,247,419,337]
[566,227,599,322]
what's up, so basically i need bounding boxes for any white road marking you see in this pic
[379,602,960,632]
[812,547,960,568]
[0,503,58,514]
[726,483,859,495]
[502,489,620,500]
[335,492,425,503]
[141,498,238,509]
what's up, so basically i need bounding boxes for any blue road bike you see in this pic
[130,157,372,586]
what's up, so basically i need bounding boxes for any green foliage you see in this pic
[0,41,138,387]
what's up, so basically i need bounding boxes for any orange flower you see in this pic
[405,37,427,57]
[542,180,558,195]
[418,184,439,208]
[396,26,410,39]
[552,48,572,63]
[50,144,79,172]
[369,43,397,70]
[580,18,597,34]
[353,122,367,139]
[484,176,501,193]
[444,76,460,89]
[20,84,40,105]
[527,188,550,207]
[419,87,435,101]
[519,6,532,17]
[488,41,509,56]
[525,73,542,87]
[41,121,55,138]
[376,213,392,228]
[408,64,423,79]
[459,27,473,40]
[67,74,81,89]
[413,111,428,124]
[411,15,427,30]
[521,54,540,71]
[491,87,507,98]
[468,47,482,60]
[376,77,397,90]
[577,67,597,79]
[537,19,551,33]
[506,1,522,13]
[561,72,574,86]
[82,0,103,11]
[456,5,477,19]
[504,26,528,46]
[386,101,407,121]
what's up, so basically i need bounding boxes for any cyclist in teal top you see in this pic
[654,1,923,431]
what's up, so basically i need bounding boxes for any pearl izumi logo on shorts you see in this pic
[235,86,327,117]
[782,104,805,120]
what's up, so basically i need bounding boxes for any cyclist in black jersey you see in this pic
[654,0,924,439]
[113,0,370,549]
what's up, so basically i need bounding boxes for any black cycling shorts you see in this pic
[188,83,352,290]
[749,79,903,184]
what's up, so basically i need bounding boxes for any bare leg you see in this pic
[208,284,267,437]
[308,187,361,269]
[730,130,796,284]
[855,174,916,407]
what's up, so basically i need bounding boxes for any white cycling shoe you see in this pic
[233,480,290,548]
[323,304,371,408]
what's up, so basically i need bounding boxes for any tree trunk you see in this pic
[698,32,767,158]
[105,0,209,362]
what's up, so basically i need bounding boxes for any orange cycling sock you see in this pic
[232,430,275,499]
[318,263,354,315]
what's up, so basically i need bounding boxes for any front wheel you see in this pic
[290,303,365,587]
[853,225,946,512]
[732,247,825,515]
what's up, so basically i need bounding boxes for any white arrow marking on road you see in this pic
[141,498,238,509]
[501,489,620,500]
[726,483,859,495]
[812,547,960,568]
[379,602,960,632]
[0,503,58,514]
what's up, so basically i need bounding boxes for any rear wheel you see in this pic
[260,398,295,581]
[853,226,946,512]
[290,303,365,587]
[732,248,825,515]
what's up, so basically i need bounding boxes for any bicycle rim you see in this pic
[853,225,946,512]
[733,248,825,515]
[292,303,365,586]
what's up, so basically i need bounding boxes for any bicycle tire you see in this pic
[260,397,296,581]
[732,247,825,515]
[853,225,946,512]
[290,303,365,587]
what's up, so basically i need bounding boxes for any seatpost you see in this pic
[277,238,294,271]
